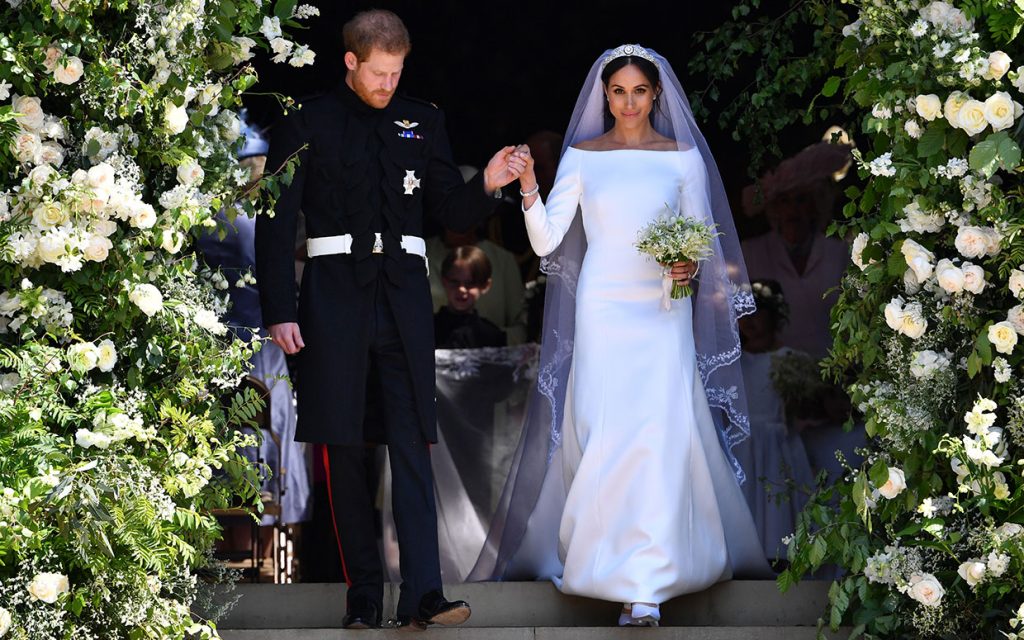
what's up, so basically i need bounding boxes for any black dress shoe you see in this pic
[342,597,381,629]
[416,589,471,627]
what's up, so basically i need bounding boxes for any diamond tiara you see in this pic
[600,44,659,70]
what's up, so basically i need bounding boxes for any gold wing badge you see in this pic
[395,120,424,139]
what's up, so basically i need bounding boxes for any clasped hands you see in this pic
[503,144,696,287]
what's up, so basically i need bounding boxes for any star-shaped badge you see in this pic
[403,170,421,195]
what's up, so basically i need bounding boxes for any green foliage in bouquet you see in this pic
[699,1,1024,638]
[0,1,316,638]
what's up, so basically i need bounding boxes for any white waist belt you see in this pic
[306,233,428,274]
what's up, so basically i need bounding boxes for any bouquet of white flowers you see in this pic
[635,205,720,302]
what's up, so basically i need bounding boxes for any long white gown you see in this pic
[519,147,768,604]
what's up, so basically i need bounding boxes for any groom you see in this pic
[255,9,525,630]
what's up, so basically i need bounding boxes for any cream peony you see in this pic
[878,467,907,499]
[984,92,1016,132]
[32,201,68,230]
[37,141,64,167]
[12,95,45,131]
[129,283,164,317]
[885,297,906,332]
[907,573,944,607]
[67,342,99,373]
[96,339,117,372]
[12,131,41,163]
[956,226,994,259]
[160,229,184,254]
[901,238,935,282]
[915,94,942,121]
[75,428,112,450]
[957,99,989,135]
[131,203,157,229]
[1010,268,1024,298]
[900,302,928,339]
[934,259,964,294]
[852,232,871,270]
[910,350,949,378]
[961,263,987,294]
[989,321,1018,354]
[53,56,84,85]
[42,46,62,72]
[86,162,116,199]
[83,235,112,262]
[164,101,188,135]
[176,158,205,186]
[27,572,69,603]
[986,51,1012,80]
[944,91,970,128]
[957,560,987,587]
[1007,304,1024,335]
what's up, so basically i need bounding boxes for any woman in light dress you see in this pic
[471,45,769,626]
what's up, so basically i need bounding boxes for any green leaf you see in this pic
[970,135,1000,177]
[810,535,828,569]
[868,459,890,488]
[917,126,945,157]
[274,0,297,20]
[822,76,841,98]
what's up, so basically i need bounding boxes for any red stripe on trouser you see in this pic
[321,445,352,587]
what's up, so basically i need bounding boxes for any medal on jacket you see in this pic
[395,119,424,139]
[403,170,421,195]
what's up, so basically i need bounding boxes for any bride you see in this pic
[472,45,770,626]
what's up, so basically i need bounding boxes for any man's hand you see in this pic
[269,322,305,354]
[483,145,522,194]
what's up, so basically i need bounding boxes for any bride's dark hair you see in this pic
[600,56,662,129]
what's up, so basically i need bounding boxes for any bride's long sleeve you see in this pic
[522,148,583,257]
[678,150,712,223]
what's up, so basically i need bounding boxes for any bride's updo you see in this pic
[600,55,662,127]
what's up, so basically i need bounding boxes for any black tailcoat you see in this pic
[255,83,496,445]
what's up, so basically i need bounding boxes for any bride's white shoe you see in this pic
[617,603,661,627]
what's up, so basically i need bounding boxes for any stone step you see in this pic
[210,581,831,629]
[220,627,847,640]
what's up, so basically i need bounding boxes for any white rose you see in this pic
[160,228,184,254]
[27,572,69,604]
[885,298,906,332]
[42,46,62,72]
[935,259,964,294]
[176,159,205,186]
[131,203,157,229]
[989,321,1018,354]
[1010,268,1024,298]
[37,233,67,263]
[982,227,1002,256]
[67,342,99,373]
[878,467,907,499]
[986,51,1012,81]
[12,95,45,131]
[910,350,948,378]
[91,219,117,238]
[901,238,935,282]
[944,91,971,128]
[231,36,256,63]
[904,119,922,139]
[96,339,116,372]
[916,94,942,121]
[852,232,871,270]
[956,226,992,259]
[961,263,987,294]
[261,15,282,40]
[1007,304,1024,335]
[957,560,987,587]
[27,164,56,188]
[164,102,188,135]
[907,573,944,607]
[219,110,241,142]
[987,552,1010,577]
[37,141,64,167]
[32,201,68,229]
[0,605,10,637]
[193,308,226,335]
[129,283,164,317]
[900,302,928,339]
[12,131,42,163]
[86,162,115,196]
[996,523,1023,538]
[984,92,1016,132]
[904,268,923,294]
[75,428,112,449]
[83,235,112,262]
[53,56,84,85]
[957,99,989,135]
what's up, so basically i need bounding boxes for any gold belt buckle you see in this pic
[372,235,384,254]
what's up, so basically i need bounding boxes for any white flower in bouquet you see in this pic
[83,235,112,262]
[961,262,987,293]
[993,357,1011,383]
[163,101,188,135]
[872,103,893,119]
[231,36,256,63]
[987,552,1010,577]
[193,308,226,335]
[270,37,293,64]
[177,158,205,186]
[958,99,989,135]
[956,226,996,258]
[997,523,1024,539]
[910,350,949,378]
[1007,304,1024,335]
[12,130,42,163]
[944,91,971,127]
[131,202,157,229]
[37,141,64,167]
[901,238,934,282]
[261,15,282,40]
[12,95,45,131]
[75,428,112,449]
[32,200,68,230]
[289,45,316,68]
[53,56,83,84]
[904,119,922,138]
[161,228,184,254]
[42,46,62,72]
[86,162,115,198]
[909,18,929,37]
[985,92,1016,131]
[218,109,242,142]
[957,559,987,587]
[907,572,945,607]
[0,605,10,637]
[41,115,65,140]
[96,339,116,372]
[989,321,1018,354]
[1010,268,1024,298]
[895,300,928,339]
[852,232,872,270]
[985,51,1012,81]
[868,152,896,177]
[934,258,964,293]
[67,341,99,373]
[994,475,1011,499]
[842,19,862,40]
[877,467,907,499]
[916,94,942,120]
[964,404,996,435]
[129,283,164,317]
[27,572,69,603]
[634,207,720,303]
[82,126,119,162]
[900,202,945,234]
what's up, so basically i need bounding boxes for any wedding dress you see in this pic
[516,146,768,603]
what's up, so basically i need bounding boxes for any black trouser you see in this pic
[324,281,441,618]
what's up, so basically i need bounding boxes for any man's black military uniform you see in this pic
[255,81,497,626]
